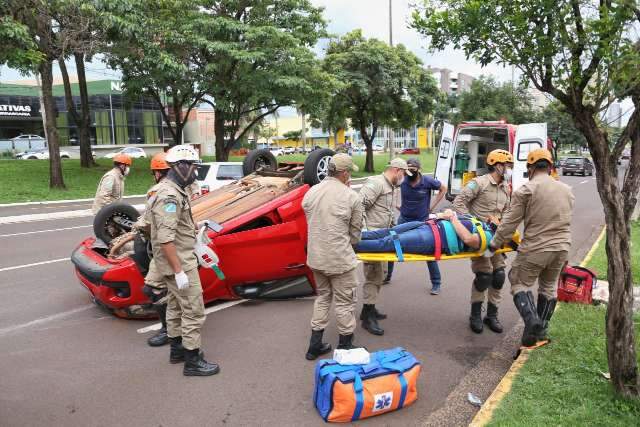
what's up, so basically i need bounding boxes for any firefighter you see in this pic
[303,154,364,358]
[453,149,513,334]
[134,152,172,347]
[92,153,132,214]
[489,148,574,346]
[359,158,411,336]
[149,145,219,376]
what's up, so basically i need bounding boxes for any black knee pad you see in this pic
[492,268,506,290]
[473,272,493,292]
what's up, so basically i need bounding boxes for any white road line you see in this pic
[579,179,589,184]
[0,257,70,273]
[137,299,248,333]
[0,204,144,225]
[0,194,145,208]
[0,225,91,238]
[0,305,93,337]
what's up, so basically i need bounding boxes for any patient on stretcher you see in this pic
[355,209,504,256]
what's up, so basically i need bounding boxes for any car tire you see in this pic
[562,171,566,176]
[93,202,140,244]
[28,156,37,160]
[61,155,70,159]
[303,148,335,185]
[242,148,278,176]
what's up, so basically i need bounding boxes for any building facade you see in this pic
[428,67,475,95]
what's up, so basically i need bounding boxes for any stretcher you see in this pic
[356,218,521,263]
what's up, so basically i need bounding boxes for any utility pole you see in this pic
[388,0,396,161]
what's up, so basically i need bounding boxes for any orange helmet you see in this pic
[527,148,553,165]
[150,152,170,170]
[487,149,513,165]
[113,153,132,166]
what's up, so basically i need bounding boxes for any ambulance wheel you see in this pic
[243,149,277,176]
[93,202,140,244]
[303,148,335,185]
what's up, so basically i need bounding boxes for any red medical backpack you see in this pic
[557,265,597,305]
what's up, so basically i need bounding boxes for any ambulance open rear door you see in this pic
[512,123,547,191]
[434,122,455,191]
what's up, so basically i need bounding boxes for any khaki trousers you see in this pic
[509,251,569,299]
[362,261,386,304]
[165,268,206,350]
[470,253,507,305]
[310,268,358,335]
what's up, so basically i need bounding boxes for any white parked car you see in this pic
[16,148,71,160]
[196,162,244,192]
[104,147,147,159]
[372,144,384,152]
[268,146,284,156]
[11,134,45,143]
[283,146,295,155]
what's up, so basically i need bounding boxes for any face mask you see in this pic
[168,163,197,188]
[124,166,130,177]
[504,168,513,181]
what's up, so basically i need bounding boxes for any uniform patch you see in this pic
[467,181,478,190]
[164,202,177,213]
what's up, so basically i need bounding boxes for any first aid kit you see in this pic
[557,265,597,305]
[314,347,421,423]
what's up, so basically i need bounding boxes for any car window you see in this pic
[566,158,582,165]
[217,165,244,180]
[196,164,211,180]
[516,141,543,161]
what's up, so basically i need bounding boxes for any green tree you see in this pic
[322,30,439,172]
[455,76,536,123]
[413,0,640,396]
[283,130,302,142]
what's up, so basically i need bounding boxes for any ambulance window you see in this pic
[517,141,543,161]
[439,140,451,158]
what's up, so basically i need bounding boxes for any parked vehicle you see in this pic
[16,148,71,160]
[196,162,244,192]
[400,148,420,155]
[562,157,594,176]
[11,134,45,143]
[283,146,296,155]
[268,146,284,156]
[104,147,147,159]
[434,121,555,200]
[372,144,384,152]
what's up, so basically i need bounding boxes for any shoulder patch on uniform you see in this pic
[467,181,478,190]
[147,190,157,198]
[163,202,177,213]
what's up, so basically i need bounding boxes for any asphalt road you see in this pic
[0,175,604,426]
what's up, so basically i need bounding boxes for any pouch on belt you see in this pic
[313,347,421,422]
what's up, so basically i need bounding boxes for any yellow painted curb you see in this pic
[468,224,606,427]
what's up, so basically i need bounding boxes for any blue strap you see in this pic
[352,374,364,421]
[397,372,408,409]
[389,230,404,262]
[441,221,461,254]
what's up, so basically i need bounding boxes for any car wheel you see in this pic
[61,155,70,159]
[28,156,37,160]
[562,171,566,176]
[242,148,278,176]
[303,148,335,185]
[93,202,140,244]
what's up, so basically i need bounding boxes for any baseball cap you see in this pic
[330,153,359,172]
[388,158,413,176]
[406,158,421,172]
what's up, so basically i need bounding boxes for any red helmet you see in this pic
[113,153,132,166]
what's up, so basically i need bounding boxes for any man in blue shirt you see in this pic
[385,158,447,294]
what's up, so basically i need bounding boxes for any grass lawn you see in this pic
[488,303,640,426]
[586,221,640,284]
[0,150,436,203]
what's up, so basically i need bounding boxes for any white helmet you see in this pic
[166,145,200,163]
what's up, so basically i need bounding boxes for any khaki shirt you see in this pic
[360,174,396,229]
[92,168,125,214]
[493,174,574,254]
[149,179,198,276]
[453,174,510,222]
[302,177,364,275]
[134,179,165,236]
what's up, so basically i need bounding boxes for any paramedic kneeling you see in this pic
[453,149,513,334]
[489,148,574,347]
[302,154,364,359]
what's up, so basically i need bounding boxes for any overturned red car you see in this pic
[71,148,336,318]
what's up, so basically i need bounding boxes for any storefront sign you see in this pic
[0,104,36,117]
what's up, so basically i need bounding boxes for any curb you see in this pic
[469,223,607,427]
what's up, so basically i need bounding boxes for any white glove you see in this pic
[197,220,211,229]
[175,271,189,290]
[482,248,496,258]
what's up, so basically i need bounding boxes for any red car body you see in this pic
[400,148,420,155]
[71,184,315,318]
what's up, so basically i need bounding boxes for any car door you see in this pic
[512,123,547,191]
[434,122,455,189]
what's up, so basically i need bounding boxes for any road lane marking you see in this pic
[0,304,93,337]
[137,299,248,333]
[0,194,145,208]
[579,179,589,184]
[0,225,91,238]
[0,204,144,225]
[0,257,70,273]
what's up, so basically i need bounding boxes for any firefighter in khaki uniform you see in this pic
[303,154,364,359]
[359,158,411,336]
[92,153,131,214]
[490,148,574,347]
[453,149,513,334]
[149,145,219,376]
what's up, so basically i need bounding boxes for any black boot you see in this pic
[483,303,504,333]
[305,329,332,360]
[147,304,169,347]
[469,302,483,333]
[183,349,220,377]
[337,333,356,350]
[360,304,384,336]
[359,305,387,320]
[513,291,543,347]
[169,336,186,364]
[536,294,557,341]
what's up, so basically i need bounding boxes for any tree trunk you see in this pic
[363,137,374,172]
[214,109,228,161]
[75,53,95,167]
[40,60,65,189]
